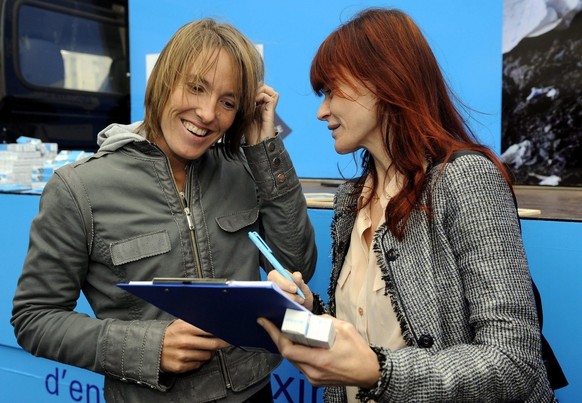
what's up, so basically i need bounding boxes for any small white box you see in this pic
[305,315,336,348]
[281,309,335,349]
[281,309,310,345]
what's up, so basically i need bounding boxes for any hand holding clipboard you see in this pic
[248,231,306,298]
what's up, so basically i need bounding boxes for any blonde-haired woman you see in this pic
[12,18,316,402]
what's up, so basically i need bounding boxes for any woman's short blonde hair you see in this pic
[140,18,264,157]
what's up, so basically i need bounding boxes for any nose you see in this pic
[195,96,217,123]
[316,98,330,121]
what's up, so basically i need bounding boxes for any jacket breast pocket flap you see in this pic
[110,230,171,266]
[216,207,259,232]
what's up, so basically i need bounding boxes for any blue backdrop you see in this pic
[128,0,503,179]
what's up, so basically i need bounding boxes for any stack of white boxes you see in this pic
[0,137,94,193]
[0,141,58,192]
[31,150,89,192]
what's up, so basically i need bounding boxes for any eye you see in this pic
[321,87,333,98]
[220,98,237,111]
[188,82,205,94]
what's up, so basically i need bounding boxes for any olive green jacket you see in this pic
[12,122,317,402]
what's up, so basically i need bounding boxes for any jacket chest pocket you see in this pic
[110,230,172,266]
[215,206,259,233]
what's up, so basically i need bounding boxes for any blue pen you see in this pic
[248,231,306,298]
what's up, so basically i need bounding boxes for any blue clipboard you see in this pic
[117,279,308,353]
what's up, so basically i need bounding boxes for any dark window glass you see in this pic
[17,3,128,94]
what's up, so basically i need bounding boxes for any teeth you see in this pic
[183,120,208,137]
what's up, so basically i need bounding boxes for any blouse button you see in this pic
[358,307,364,316]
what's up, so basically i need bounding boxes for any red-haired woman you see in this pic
[259,8,557,402]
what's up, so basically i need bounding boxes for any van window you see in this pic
[17,2,128,94]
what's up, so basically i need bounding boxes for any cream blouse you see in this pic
[335,174,407,402]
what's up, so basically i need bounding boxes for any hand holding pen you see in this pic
[248,231,306,299]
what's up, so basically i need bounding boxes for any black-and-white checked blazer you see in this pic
[321,154,555,402]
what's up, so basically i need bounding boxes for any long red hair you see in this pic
[310,8,511,240]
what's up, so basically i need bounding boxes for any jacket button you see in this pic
[267,142,276,152]
[385,248,399,261]
[418,334,434,348]
[277,174,286,183]
[272,157,281,167]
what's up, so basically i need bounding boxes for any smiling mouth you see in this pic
[182,120,209,137]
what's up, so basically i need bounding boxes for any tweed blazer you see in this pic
[322,154,555,402]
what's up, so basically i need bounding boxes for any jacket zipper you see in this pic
[181,165,232,390]
[217,350,232,389]
[180,190,203,278]
[153,142,203,278]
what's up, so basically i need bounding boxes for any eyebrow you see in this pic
[187,76,237,100]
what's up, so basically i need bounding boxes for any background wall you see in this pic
[128,0,503,179]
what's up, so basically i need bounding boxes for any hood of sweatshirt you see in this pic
[97,122,148,152]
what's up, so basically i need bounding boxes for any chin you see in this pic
[176,145,207,161]
[334,145,354,155]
